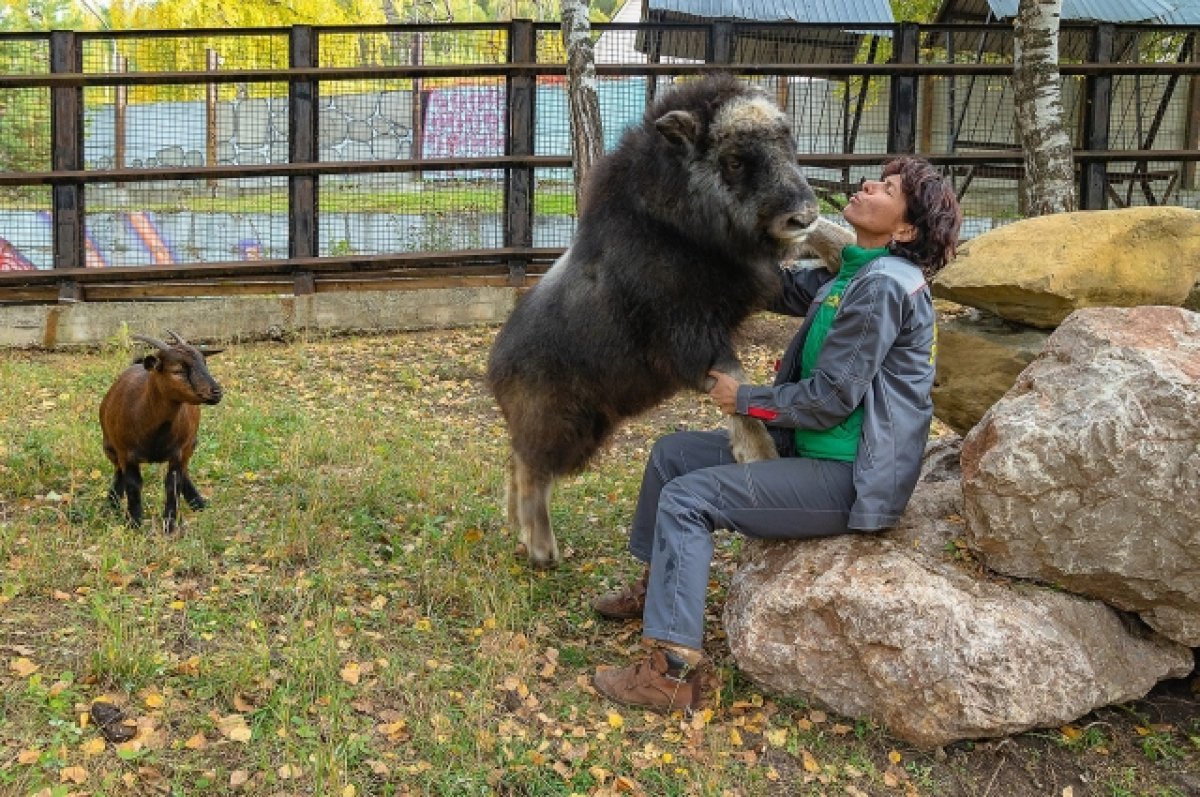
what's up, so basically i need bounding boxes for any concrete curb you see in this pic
[0,286,519,348]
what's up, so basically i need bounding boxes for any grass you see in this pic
[1,320,1197,797]
[0,185,579,218]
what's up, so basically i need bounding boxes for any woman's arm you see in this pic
[768,264,835,316]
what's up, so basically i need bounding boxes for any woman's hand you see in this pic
[707,369,740,415]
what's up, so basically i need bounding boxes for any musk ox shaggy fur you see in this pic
[487,74,821,568]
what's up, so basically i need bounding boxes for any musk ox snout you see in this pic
[770,201,820,242]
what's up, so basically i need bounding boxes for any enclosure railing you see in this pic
[0,20,1197,302]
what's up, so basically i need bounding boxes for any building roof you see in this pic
[611,0,894,66]
[932,0,1200,60]
[936,0,1200,24]
[644,0,895,24]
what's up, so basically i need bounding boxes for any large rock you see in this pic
[723,439,1193,749]
[933,207,1200,328]
[933,304,1050,435]
[961,306,1200,645]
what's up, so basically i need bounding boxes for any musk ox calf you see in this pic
[487,74,821,568]
[100,330,223,532]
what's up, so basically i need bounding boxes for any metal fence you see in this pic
[0,20,1197,301]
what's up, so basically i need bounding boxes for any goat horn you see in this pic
[132,334,171,351]
[166,329,188,345]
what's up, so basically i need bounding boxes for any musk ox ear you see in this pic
[655,109,700,150]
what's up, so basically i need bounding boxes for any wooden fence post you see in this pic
[887,22,918,155]
[712,21,734,65]
[289,25,319,262]
[50,30,84,272]
[1081,23,1113,210]
[505,18,535,286]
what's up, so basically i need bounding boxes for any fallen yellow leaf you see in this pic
[80,737,106,756]
[184,732,208,749]
[278,764,302,779]
[144,692,165,709]
[229,769,251,788]
[217,714,252,743]
[340,661,362,685]
[60,765,88,784]
[17,748,41,765]
[802,749,820,773]
[9,657,39,678]
[888,749,903,764]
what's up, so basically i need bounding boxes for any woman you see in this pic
[591,156,962,714]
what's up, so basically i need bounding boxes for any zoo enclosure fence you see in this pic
[0,19,1197,303]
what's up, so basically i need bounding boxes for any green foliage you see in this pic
[0,0,88,31]
[890,0,941,22]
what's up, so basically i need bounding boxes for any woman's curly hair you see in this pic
[882,157,963,278]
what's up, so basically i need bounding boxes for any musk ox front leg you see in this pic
[708,363,779,464]
[510,454,559,569]
[799,217,857,273]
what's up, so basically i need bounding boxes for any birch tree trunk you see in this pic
[561,0,604,213]
[1012,0,1076,215]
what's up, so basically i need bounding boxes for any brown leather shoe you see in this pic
[593,649,713,714]
[592,566,649,620]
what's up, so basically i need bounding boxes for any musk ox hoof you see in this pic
[514,541,561,570]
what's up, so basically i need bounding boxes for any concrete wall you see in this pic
[0,285,518,349]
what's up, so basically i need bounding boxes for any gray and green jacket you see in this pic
[736,256,936,530]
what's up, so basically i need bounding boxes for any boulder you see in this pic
[933,304,1050,435]
[933,207,1200,328]
[724,440,1193,749]
[961,306,1200,645]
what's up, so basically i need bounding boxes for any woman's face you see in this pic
[842,174,916,249]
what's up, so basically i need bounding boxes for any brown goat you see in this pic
[99,330,223,532]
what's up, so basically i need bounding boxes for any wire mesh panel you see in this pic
[531,169,575,249]
[918,25,1024,230]
[87,178,288,266]
[321,172,504,256]
[74,32,291,266]
[316,26,510,257]
[1106,27,1198,209]
[3,20,1199,287]
[81,32,290,170]
[0,35,52,271]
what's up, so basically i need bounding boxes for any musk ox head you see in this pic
[644,75,819,258]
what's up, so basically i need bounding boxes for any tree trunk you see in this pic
[561,0,604,213]
[1012,0,1076,215]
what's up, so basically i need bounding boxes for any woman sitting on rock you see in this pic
[591,156,963,714]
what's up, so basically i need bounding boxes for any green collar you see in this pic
[839,244,890,275]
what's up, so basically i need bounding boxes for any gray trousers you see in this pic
[628,429,858,650]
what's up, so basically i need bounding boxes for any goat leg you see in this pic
[179,470,207,510]
[107,468,125,509]
[125,464,144,527]
[163,468,182,533]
